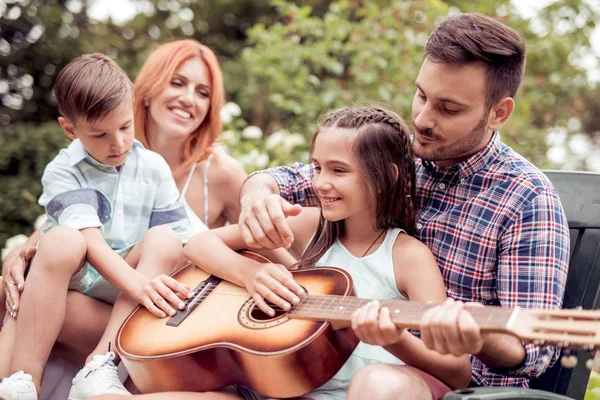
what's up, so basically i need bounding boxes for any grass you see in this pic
[585,371,600,400]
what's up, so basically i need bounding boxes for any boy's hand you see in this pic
[2,245,36,316]
[137,275,192,318]
[241,263,304,317]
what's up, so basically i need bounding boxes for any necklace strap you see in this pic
[361,229,387,257]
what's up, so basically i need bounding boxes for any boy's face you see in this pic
[59,102,135,168]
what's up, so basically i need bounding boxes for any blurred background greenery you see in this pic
[0,0,599,395]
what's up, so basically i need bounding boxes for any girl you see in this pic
[180,106,471,399]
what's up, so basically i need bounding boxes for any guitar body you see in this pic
[116,252,359,398]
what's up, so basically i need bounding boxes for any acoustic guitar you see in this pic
[116,251,600,398]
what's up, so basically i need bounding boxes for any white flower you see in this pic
[220,102,242,124]
[242,125,263,140]
[219,130,239,146]
[34,214,47,230]
[283,133,306,152]
[1,234,28,260]
[239,148,270,170]
[265,130,288,150]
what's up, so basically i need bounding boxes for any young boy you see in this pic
[0,53,194,400]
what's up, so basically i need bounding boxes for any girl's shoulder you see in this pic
[391,232,437,270]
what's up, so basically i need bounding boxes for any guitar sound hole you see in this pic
[251,305,286,321]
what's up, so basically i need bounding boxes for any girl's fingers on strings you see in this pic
[252,292,274,316]
[258,280,291,311]
[161,275,191,301]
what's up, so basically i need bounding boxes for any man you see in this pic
[237,12,570,399]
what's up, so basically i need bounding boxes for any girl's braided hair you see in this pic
[295,105,416,270]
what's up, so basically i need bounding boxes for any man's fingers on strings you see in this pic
[458,310,483,354]
[379,307,400,344]
[439,301,463,356]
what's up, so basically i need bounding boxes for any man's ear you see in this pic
[488,97,514,132]
[58,117,78,140]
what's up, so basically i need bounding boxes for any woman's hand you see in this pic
[136,275,192,318]
[351,300,406,347]
[241,262,304,316]
[2,245,36,317]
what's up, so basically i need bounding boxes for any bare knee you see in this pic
[35,226,86,274]
[144,226,181,248]
[348,364,431,400]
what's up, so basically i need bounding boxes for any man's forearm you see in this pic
[239,172,280,204]
[478,332,526,368]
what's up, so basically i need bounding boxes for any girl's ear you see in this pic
[390,163,399,184]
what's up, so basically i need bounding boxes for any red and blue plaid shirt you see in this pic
[261,132,570,387]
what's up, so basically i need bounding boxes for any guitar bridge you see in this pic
[166,275,222,327]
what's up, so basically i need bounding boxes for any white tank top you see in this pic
[314,228,407,391]
[179,154,213,233]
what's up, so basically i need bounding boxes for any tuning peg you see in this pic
[585,353,600,373]
[561,354,578,369]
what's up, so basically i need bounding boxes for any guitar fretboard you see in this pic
[287,295,516,332]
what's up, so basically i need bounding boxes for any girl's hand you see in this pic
[242,263,304,316]
[351,300,406,346]
[137,275,192,318]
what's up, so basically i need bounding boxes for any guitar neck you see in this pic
[287,295,516,333]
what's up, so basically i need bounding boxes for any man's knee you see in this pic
[36,226,86,274]
[348,364,431,400]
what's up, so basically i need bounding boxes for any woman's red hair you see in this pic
[134,39,224,177]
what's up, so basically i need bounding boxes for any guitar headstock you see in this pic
[508,307,600,351]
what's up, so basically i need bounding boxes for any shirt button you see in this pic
[460,178,466,184]
[438,182,446,190]
[416,223,423,230]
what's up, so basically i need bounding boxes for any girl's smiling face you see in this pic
[311,127,373,224]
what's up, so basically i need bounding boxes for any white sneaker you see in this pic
[0,371,38,400]
[67,352,130,400]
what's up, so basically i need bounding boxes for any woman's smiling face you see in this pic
[147,56,212,140]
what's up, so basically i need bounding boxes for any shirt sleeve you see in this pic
[39,163,110,232]
[250,162,318,207]
[494,188,570,378]
[150,158,194,243]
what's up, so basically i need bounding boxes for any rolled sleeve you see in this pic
[253,162,318,206]
[496,189,570,378]
[40,164,111,232]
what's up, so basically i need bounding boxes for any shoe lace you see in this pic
[85,352,122,387]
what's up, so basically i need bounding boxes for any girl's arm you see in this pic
[352,235,472,390]
[183,207,320,315]
[209,150,247,225]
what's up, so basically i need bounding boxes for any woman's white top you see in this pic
[179,154,213,233]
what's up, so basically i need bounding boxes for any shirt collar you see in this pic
[67,139,143,168]
[421,131,503,180]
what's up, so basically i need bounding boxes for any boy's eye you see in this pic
[94,133,106,139]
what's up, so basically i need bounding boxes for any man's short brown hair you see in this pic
[53,53,133,123]
[425,13,526,109]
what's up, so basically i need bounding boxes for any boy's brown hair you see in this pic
[53,53,133,123]
[425,13,526,110]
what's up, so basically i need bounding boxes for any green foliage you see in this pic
[0,122,68,249]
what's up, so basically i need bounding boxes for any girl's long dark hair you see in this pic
[295,106,416,270]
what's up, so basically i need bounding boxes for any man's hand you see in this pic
[239,192,302,249]
[2,245,36,317]
[419,298,484,356]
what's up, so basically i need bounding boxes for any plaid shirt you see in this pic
[39,139,193,251]
[261,132,570,387]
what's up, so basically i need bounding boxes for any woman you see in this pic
[0,39,267,399]
[134,39,247,230]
